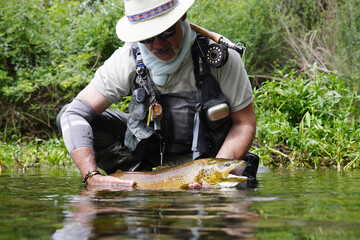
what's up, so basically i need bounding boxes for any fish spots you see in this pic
[202,169,212,180]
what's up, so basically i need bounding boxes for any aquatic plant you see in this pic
[0,138,73,170]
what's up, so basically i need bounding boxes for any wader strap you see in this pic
[191,35,209,89]
[191,35,213,160]
[191,34,232,160]
[132,44,165,164]
[132,43,160,98]
[192,105,207,160]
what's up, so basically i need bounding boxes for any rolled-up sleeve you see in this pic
[212,49,253,112]
[91,43,137,103]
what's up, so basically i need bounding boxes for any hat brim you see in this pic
[116,0,195,43]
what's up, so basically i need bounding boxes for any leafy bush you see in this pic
[0,0,124,138]
[253,66,360,169]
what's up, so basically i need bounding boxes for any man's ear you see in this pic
[181,13,187,21]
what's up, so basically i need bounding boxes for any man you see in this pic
[57,0,257,188]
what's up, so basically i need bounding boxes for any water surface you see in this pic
[0,166,359,239]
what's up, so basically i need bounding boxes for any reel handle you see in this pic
[190,23,244,56]
[190,23,222,43]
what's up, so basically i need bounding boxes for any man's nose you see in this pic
[152,37,166,48]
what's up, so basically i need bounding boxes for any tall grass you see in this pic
[278,0,360,78]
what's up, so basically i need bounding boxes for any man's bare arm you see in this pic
[216,102,256,160]
[67,84,135,187]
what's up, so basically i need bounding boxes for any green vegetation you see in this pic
[1,0,124,139]
[0,0,359,169]
[0,138,72,172]
[253,67,360,170]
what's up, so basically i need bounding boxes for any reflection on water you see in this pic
[53,186,259,239]
[1,167,360,239]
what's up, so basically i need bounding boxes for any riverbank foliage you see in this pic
[253,68,360,170]
[1,0,359,169]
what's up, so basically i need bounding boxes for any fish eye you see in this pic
[225,162,231,166]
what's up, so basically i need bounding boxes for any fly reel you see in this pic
[205,43,229,68]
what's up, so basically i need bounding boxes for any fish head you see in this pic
[200,158,248,183]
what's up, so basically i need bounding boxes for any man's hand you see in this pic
[70,147,135,188]
[188,182,212,189]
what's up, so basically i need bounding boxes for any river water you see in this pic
[0,166,359,239]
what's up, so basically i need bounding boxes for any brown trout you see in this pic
[109,158,248,189]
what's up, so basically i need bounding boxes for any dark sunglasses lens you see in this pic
[158,24,176,39]
[139,24,176,44]
[140,37,155,44]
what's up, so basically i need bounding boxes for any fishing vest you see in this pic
[124,34,232,160]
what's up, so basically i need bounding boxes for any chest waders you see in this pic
[124,35,232,165]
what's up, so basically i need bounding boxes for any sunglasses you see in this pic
[139,24,177,44]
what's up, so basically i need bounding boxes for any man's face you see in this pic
[142,20,184,62]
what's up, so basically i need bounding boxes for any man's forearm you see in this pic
[70,146,98,178]
[216,123,255,159]
[70,146,135,187]
[216,103,256,159]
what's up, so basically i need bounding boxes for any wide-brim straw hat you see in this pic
[116,0,195,43]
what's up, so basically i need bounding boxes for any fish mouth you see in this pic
[224,163,248,182]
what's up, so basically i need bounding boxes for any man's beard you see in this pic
[151,45,182,63]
